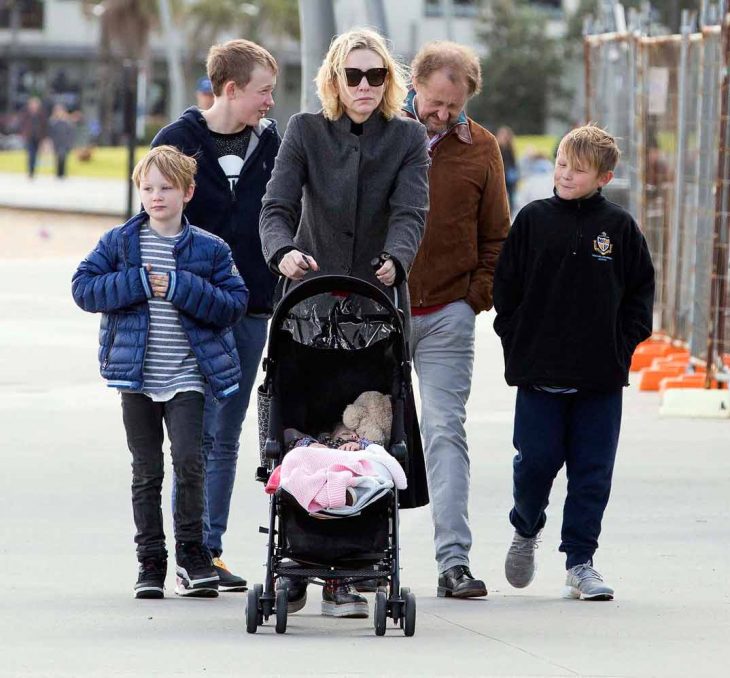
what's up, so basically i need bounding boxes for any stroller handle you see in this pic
[272,273,405,337]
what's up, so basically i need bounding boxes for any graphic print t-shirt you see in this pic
[210,127,252,193]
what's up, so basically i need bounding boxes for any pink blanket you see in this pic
[265,445,406,512]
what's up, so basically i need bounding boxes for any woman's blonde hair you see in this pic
[315,28,408,121]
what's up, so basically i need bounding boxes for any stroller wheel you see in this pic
[245,588,260,634]
[253,584,264,625]
[403,591,416,637]
[374,590,387,636]
[398,587,410,628]
[275,588,288,634]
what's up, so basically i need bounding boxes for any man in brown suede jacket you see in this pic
[402,41,510,599]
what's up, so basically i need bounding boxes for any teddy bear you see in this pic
[342,391,392,446]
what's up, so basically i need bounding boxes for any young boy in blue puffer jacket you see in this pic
[72,146,248,600]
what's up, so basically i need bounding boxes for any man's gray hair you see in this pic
[411,41,482,96]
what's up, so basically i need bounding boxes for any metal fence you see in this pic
[584,4,730,386]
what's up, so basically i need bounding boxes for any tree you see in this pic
[469,0,569,134]
[184,0,299,64]
[84,0,301,141]
[181,0,299,107]
[83,0,156,144]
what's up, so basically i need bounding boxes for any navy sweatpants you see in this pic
[510,386,623,569]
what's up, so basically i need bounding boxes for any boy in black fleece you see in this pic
[493,125,654,600]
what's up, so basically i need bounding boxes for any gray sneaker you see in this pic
[505,531,540,588]
[563,562,614,601]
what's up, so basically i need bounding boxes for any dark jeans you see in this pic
[121,391,205,560]
[56,153,67,178]
[510,387,623,569]
[200,315,267,555]
[26,139,40,178]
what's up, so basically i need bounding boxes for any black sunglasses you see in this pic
[344,67,388,88]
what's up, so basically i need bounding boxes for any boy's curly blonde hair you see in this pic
[132,146,197,192]
[558,124,621,175]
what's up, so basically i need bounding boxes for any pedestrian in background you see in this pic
[71,145,249,600]
[49,103,75,179]
[195,77,214,111]
[403,41,510,600]
[152,39,280,593]
[496,125,519,214]
[493,124,655,601]
[20,96,48,179]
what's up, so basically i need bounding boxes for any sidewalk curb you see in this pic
[0,201,126,218]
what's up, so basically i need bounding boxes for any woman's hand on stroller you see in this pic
[279,250,319,280]
[375,258,396,286]
[371,253,396,287]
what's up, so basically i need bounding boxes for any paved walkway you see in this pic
[1,235,728,676]
[0,171,129,216]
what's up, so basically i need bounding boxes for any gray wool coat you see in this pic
[259,111,429,288]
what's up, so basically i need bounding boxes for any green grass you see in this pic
[514,135,558,160]
[0,146,149,179]
[0,135,558,178]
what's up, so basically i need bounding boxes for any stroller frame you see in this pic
[246,275,416,637]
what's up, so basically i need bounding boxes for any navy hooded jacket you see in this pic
[71,212,249,399]
[151,108,280,315]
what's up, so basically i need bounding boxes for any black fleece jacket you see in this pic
[493,190,655,391]
[151,108,280,315]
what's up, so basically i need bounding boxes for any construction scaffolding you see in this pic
[584,4,730,389]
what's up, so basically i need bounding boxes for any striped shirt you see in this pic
[532,385,579,395]
[140,223,205,401]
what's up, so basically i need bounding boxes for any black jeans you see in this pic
[510,387,623,569]
[121,391,205,560]
[56,153,67,178]
[26,139,40,178]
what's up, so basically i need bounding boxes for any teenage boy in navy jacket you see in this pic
[493,125,654,600]
[152,40,280,591]
[72,146,248,599]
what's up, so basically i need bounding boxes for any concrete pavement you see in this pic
[1,216,728,677]
[0,171,129,216]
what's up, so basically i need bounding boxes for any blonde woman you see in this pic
[260,28,429,294]
[260,29,428,620]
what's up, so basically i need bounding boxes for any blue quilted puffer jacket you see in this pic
[72,212,249,399]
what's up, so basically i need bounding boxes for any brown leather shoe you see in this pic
[437,565,488,598]
[277,576,308,613]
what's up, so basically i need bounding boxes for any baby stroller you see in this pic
[247,274,424,636]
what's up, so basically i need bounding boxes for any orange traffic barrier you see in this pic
[630,343,687,371]
[640,335,671,346]
[659,374,717,390]
[650,355,691,370]
[638,364,686,390]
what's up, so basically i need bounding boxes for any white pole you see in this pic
[365,0,389,38]
[298,0,336,113]
[158,0,186,120]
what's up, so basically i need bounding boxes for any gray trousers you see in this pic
[411,300,475,572]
